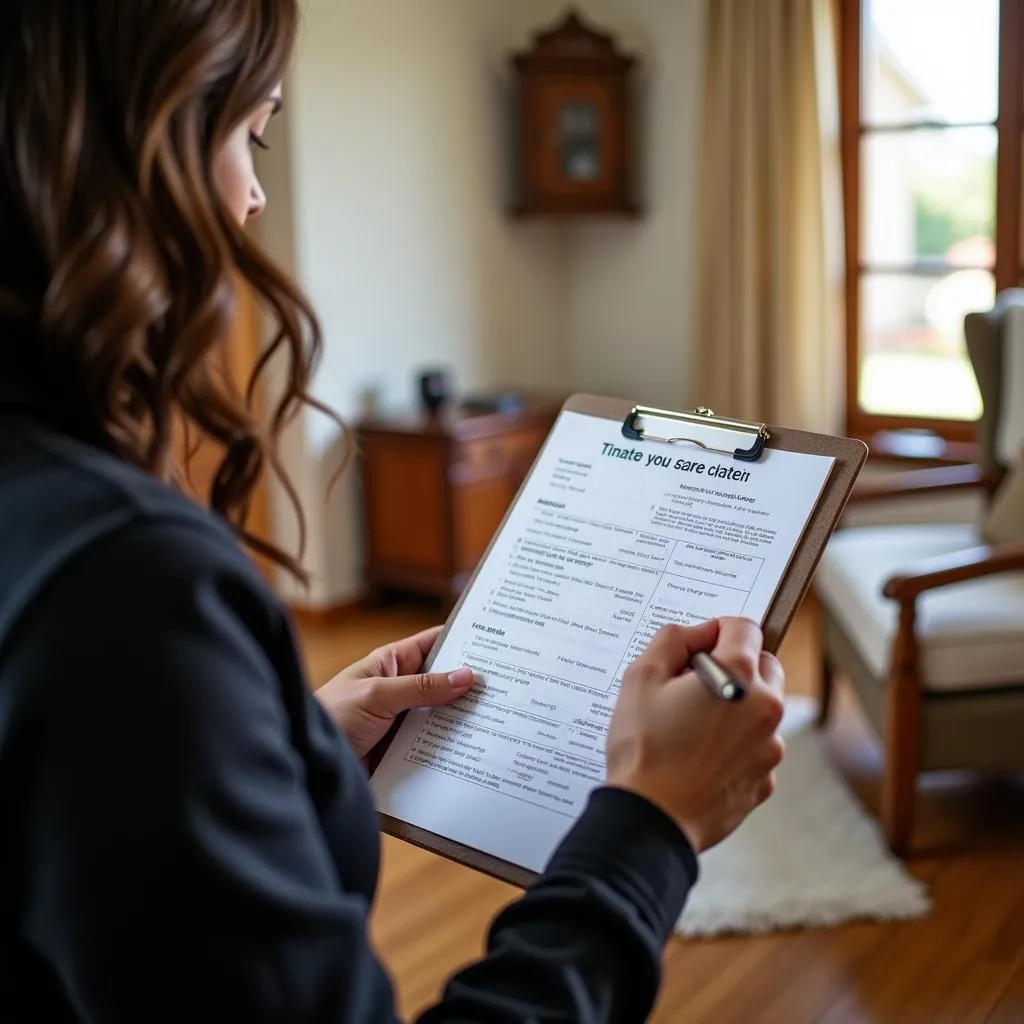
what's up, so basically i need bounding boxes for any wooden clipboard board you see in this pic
[371,393,868,889]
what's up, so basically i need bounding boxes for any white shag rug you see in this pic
[675,696,932,939]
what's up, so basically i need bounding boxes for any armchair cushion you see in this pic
[815,524,1024,692]
[998,305,1024,464]
[982,448,1024,545]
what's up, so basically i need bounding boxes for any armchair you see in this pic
[814,289,1024,856]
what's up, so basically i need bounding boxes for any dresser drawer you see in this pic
[359,434,448,574]
[356,401,561,609]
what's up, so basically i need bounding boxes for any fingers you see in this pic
[410,625,445,654]
[711,617,764,683]
[630,619,721,682]
[755,772,776,805]
[384,626,445,677]
[744,737,785,812]
[367,668,476,716]
[751,734,785,777]
[759,651,784,697]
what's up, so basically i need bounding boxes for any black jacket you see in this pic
[0,367,697,1022]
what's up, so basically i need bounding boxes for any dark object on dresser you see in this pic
[417,368,451,415]
[356,399,561,610]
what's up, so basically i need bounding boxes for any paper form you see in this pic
[370,410,834,872]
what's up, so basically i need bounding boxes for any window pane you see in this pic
[862,127,996,266]
[858,271,990,420]
[862,0,998,126]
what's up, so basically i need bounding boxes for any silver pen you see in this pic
[691,651,747,702]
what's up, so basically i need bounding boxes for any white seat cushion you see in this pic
[815,524,1024,692]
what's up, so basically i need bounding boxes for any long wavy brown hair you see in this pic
[0,0,332,580]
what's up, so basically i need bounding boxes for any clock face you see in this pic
[519,75,631,213]
[558,100,602,182]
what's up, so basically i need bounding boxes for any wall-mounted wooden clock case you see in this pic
[510,9,640,218]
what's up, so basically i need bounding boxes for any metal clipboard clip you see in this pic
[621,405,771,463]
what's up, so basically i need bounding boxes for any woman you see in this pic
[0,2,785,1021]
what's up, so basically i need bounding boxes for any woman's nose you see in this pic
[248,180,267,219]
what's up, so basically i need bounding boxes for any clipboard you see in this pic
[372,393,868,888]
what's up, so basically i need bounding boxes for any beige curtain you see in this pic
[695,0,844,434]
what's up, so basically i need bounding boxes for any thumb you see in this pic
[370,667,476,716]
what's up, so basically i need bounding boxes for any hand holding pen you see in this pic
[605,617,786,855]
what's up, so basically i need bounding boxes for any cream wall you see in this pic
[255,0,709,607]
[567,0,708,410]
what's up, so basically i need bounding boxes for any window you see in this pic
[839,0,1024,441]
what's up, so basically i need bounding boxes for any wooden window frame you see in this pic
[838,0,1024,446]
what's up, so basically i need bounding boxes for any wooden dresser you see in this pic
[356,399,561,610]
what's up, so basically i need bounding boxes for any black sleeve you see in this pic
[417,786,698,1024]
[12,519,696,1024]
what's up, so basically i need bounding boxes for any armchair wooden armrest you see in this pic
[883,543,1024,602]
[879,539,1024,853]
[848,463,989,505]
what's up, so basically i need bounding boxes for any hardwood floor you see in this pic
[297,597,1024,1023]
